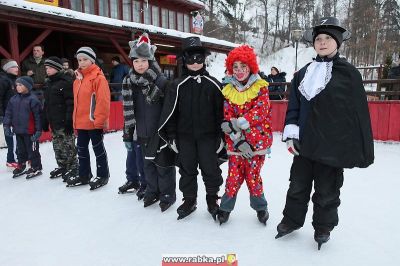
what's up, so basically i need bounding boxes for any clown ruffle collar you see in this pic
[222,79,269,105]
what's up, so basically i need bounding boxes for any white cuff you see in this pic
[282,124,299,141]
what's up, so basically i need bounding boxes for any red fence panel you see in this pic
[39,100,400,142]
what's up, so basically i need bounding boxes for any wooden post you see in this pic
[8,23,20,63]
[109,37,132,66]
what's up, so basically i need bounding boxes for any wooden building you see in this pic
[0,0,236,80]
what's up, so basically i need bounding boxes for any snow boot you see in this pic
[66,174,91,187]
[118,180,140,194]
[275,222,300,239]
[206,195,220,221]
[136,185,146,201]
[12,163,27,178]
[177,197,197,220]
[314,228,331,250]
[89,176,109,190]
[217,210,230,225]
[143,195,160,207]
[257,210,269,225]
[50,167,67,179]
[26,168,42,179]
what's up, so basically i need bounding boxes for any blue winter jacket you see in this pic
[110,64,130,90]
[3,91,42,134]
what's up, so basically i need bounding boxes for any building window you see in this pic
[132,0,141,23]
[84,0,95,14]
[184,14,190,32]
[99,0,109,17]
[110,0,120,19]
[177,12,183,31]
[168,10,176,29]
[123,0,132,21]
[152,6,159,26]
[70,0,82,12]
[143,4,151,25]
[161,8,168,28]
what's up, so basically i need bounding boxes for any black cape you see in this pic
[300,57,374,169]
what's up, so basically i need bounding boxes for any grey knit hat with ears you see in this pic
[128,33,157,60]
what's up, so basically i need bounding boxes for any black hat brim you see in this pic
[303,26,351,43]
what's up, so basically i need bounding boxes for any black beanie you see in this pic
[45,56,63,71]
[313,28,343,48]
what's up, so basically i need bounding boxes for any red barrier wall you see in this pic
[39,100,400,142]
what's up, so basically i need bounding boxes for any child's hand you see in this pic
[74,70,83,80]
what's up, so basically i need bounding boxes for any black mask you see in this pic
[185,53,205,65]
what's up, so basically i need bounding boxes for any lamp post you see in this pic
[291,29,303,71]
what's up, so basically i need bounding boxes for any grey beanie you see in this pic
[128,33,157,60]
[76,47,96,63]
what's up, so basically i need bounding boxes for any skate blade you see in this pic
[12,171,27,178]
[177,207,197,220]
[66,182,89,187]
[90,183,108,191]
[318,242,323,250]
[118,189,137,194]
[26,172,42,179]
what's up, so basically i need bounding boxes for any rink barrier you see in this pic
[39,100,400,142]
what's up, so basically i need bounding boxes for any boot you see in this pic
[143,195,160,207]
[314,228,331,250]
[177,197,197,220]
[50,167,67,179]
[26,167,42,179]
[217,210,230,225]
[118,180,140,194]
[66,174,91,187]
[206,195,220,221]
[89,176,109,190]
[12,163,27,178]
[257,210,269,225]
[275,222,300,239]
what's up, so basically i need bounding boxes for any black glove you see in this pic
[64,124,73,135]
[286,138,300,156]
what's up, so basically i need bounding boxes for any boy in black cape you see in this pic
[158,36,224,220]
[275,17,374,250]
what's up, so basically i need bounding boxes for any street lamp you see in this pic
[291,29,303,71]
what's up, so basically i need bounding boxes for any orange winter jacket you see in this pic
[73,64,110,130]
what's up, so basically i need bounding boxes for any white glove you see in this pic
[169,139,179,153]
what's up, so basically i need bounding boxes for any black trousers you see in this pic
[77,129,109,179]
[178,136,223,198]
[16,134,42,170]
[282,155,344,230]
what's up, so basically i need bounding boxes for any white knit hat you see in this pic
[76,47,96,63]
[2,60,19,72]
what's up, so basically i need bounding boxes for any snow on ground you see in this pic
[0,132,399,266]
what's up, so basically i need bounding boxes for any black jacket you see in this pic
[0,71,17,117]
[161,68,224,140]
[42,71,74,131]
[267,72,287,100]
[286,54,374,169]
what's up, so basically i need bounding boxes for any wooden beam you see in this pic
[0,45,11,59]
[19,29,52,62]
[8,23,19,63]
[109,37,132,67]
